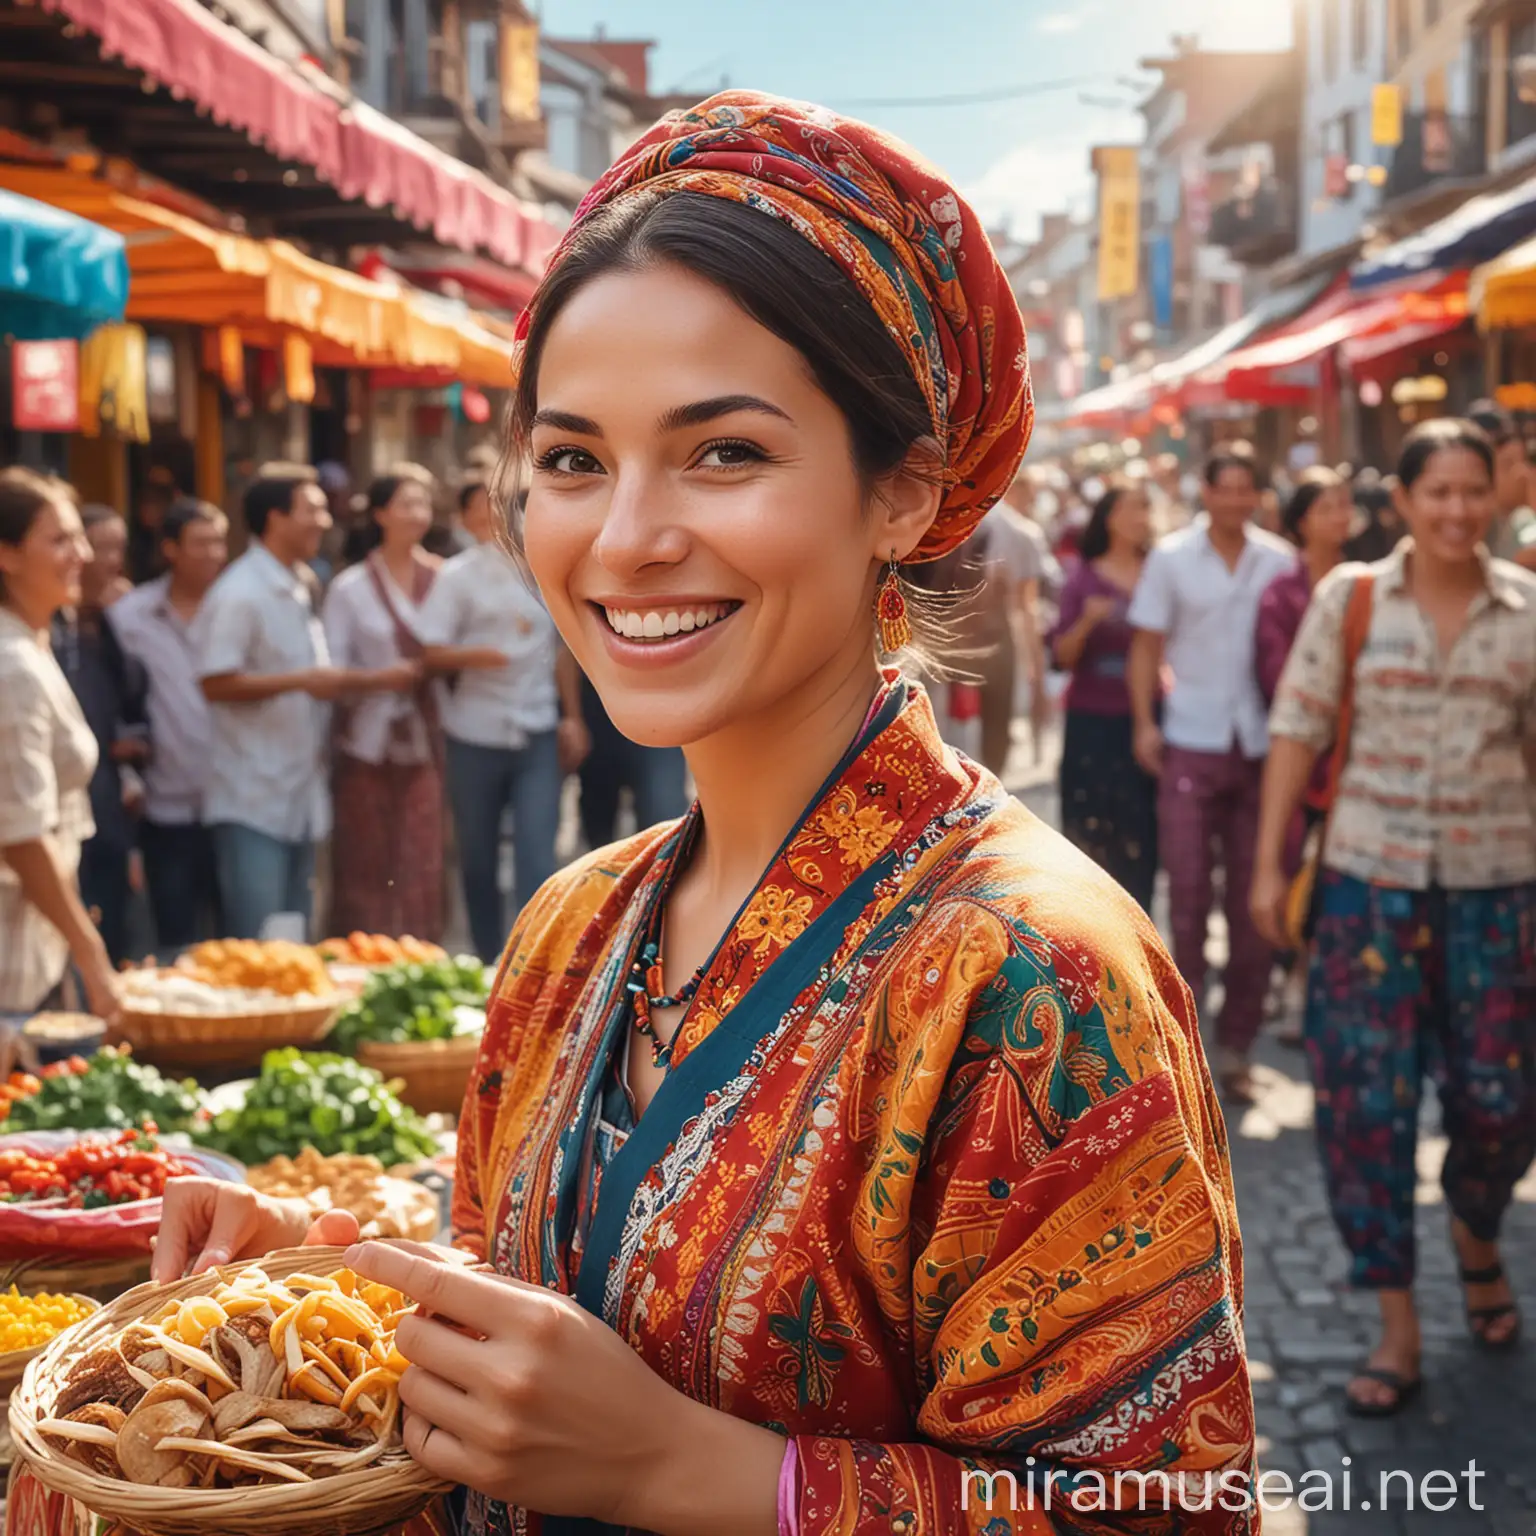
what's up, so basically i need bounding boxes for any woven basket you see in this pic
[357,1034,480,1117]
[0,1299,98,1403]
[115,995,343,1069]
[10,1245,451,1536]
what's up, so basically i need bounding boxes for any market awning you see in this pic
[0,187,127,340]
[0,165,512,386]
[1058,372,1155,430]
[35,0,559,276]
[1204,274,1468,402]
[1471,233,1536,329]
[1352,174,1536,290]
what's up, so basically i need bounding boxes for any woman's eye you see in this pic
[537,447,603,476]
[695,441,764,470]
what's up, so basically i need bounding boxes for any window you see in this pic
[1351,0,1369,68]
[1321,0,1339,81]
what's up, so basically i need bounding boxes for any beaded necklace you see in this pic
[625,939,707,1069]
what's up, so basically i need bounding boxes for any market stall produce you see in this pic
[0,1291,98,1404]
[192,1052,437,1169]
[246,1151,439,1244]
[0,1052,200,1136]
[11,1248,448,1534]
[177,942,331,998]
[329,960,486,1116]
[116,969,344,1072]
[315,934,446,968]
[0,1132,242,1262]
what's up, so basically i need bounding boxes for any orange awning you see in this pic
[0,163,511,386]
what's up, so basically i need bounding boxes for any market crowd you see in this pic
[4,388,1536,1427]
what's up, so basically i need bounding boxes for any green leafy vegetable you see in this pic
[327,958,488,1054]
[192,1049,439,1167]
[4,1049,202,1134]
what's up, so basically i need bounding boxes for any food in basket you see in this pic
[2,1049,202,1135]
[193,1051,439,1168]
[316,934,447,967]
[0,1290,94,1356]
[120,970,332,1017]
[246,1150,440,1243]
[35,1264,413,1487]
[328,958,487,1054]
[0,1128,204,1209]
[179,941,331,999]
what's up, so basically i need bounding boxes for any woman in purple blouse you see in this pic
[1049,482,1157,909]
[1254,468,1355,711]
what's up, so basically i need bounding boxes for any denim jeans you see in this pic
[445,731,562,964]
[140,820,222,953]
[210,823,316,940]
[578,682,690,847]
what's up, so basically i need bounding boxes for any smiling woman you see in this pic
[154,91,1256,1536]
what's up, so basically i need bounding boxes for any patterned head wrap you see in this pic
[516,91,1033,561]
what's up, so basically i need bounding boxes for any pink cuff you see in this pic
[777,1439,802,1536]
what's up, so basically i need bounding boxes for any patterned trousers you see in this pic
[1158,744,1271,1054]
[1306,872,1536,1289]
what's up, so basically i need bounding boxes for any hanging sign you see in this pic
[11,340,79,433]
[1095,146,1141,302]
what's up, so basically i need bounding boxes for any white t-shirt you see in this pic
[414,542,559,751]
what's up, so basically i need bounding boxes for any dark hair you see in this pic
[244,471,317,538]
[1397,418,1496,491]
[1467,399,1515,447]
[457,480,488,513]
[500,190,942,654]
[1203,446,1268,492]
[1281,467,1344,542]
[1079,482,1134,562]
[80,502,122,531]
[162,497,225,547]
[0,469,75,601]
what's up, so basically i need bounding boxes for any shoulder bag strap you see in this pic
[1315,572,1375,814]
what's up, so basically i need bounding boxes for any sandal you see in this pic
[1459,1261,1523,1352]
[1344,1364,1423,1418]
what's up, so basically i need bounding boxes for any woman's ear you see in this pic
[872,437,945,562]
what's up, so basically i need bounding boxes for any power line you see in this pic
[834,72,1112,109]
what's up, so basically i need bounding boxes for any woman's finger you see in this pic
[151,1180,213,1283]
[394,1311,493,1388]
[345,1241,518,1330]
[191,1187,259,1275]
[401,1406,480,1489]
[397,1364,485,1446]
[305,1209,361,1248]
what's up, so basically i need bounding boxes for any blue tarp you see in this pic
[1352,175,1536,290]
[0,188,128,341]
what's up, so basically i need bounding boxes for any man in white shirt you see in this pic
[109,499,228,950]
[1127,448,1295,1102]
[194,469,394,939]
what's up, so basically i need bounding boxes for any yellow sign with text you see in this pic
[1372,84,1403,147]
[501,22,541,123]
[1096,147,1140,302]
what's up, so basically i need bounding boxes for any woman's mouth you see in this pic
[599,601,741,642]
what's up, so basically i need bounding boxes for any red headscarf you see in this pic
[516,91,1033,562]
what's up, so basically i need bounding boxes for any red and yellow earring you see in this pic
[875,553,911,653]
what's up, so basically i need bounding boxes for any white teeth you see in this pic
[603,603,733,641]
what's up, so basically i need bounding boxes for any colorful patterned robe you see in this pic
[451,679,1256,1535]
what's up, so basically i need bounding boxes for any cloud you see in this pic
[964,140,1095,239]
[1035,12,1083,32]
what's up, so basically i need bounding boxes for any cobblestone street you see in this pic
[1008,750,1536,1536]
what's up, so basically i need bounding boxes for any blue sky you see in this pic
[539,0,1294,237]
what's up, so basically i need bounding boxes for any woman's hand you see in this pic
[151,1179,361,1283]
[1249,860,1292,950]
[79,948,122,1030]
[1080,594,1118,629]
[348,1242,782,1536]
[556,715,591,775]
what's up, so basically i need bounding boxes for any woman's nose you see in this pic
[591,469,688,574]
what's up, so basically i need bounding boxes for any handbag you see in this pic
[1284,572,1375,949]
[364,554,444,770]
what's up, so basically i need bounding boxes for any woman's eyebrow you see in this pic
[657,395,793,433]
[531,408,602,434]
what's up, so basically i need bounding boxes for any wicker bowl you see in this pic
[115,995,344,1070]
[10,1246,451,1536]
[356,1034,481,1117]
[0,1298,98,1404]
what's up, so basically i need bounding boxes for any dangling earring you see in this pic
[875,553,911,653]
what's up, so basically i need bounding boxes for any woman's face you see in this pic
[1107,489,1152,553]
[0,497,90,616]
[1395,447,1496,564]
[461,486,497,545]
[523,263,937,748]
[378,480,434,547]
[1299,484,1354,554]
